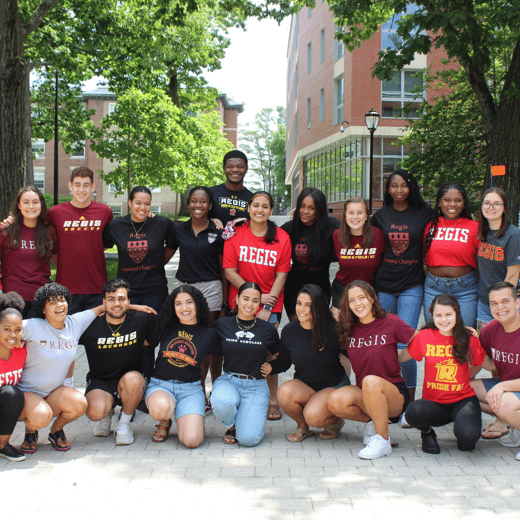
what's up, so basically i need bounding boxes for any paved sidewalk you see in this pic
[2,259,519,519]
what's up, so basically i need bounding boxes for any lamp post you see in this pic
[365,108,380,215]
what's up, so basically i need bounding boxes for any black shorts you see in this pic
[85,375,122,407]
[70,293,103,314]
[389,382,410,423]
[331,279,347,308]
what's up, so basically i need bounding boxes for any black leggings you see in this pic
[404,395,482,449]
[0,385,24,436]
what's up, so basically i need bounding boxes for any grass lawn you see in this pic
[50,259,119,282]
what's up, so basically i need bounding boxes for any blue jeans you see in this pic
[210,373,269,447]
[477,300,494,326]
[423,271,478,327]
[378,284,424,388]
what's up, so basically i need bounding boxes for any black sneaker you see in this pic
[0,444,26,462]
[421,428,440,454]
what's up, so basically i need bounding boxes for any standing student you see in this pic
[0,187,56,318]
[280,188,339,322]
[47,167,113,313]
[400,294,491,454]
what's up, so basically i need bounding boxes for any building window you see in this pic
[333,25,344,62]
[382,5,421,50]
[333,75,344,125]
[151,205,161,214]
[32,139,45,159]
[307,42,312,74]
[319,88,325,122]
[382,70,424,118]
[150,187,161,194]
[108,103,117,114]
[34,170,45,191]
[320,29,325,62]
[306,98,311,129]
[307,7,312,18]
[71,141,86,159]
[292,170,300,210]
[109,204,123,216]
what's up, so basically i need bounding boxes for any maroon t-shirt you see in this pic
[47,201,113,294]
[345,314,415,387]
[0,225,56,301]
[480,320,520,382]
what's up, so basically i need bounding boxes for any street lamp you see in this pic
[339,120,349,132]
[365,108,380,215]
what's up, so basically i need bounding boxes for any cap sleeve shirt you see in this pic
[0,347,27,387]
[346,314,415,388]
[0,224,56,301]
[371,204,434,293]
[270,320,346,391]
[423,217,479,268]
[152,324,220,383]
[104,215,176,298]
[209,184,253,225]
[477,224,520,304]
[408,329,485,404]
[223,223,292,313]
[80,311,158,382]
[480,320,520,382]
[333,226,385,287]
[19,310,96,397]
[170,220,224,283]
[212,316,279,379]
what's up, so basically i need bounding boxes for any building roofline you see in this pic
[217,94,245,113]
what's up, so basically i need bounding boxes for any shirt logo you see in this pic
[127,240,148,264]
[235,331,255,340]
[434,358,458,383]
[294,242,309,265]
[208,233,217,244]
[389,232,409,256]
[162,336,197,367]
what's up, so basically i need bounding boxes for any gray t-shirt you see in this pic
[477,224,520,303]
[19,310,96,397]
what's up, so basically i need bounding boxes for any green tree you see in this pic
[326,0,520,221]
[241,106,290,214]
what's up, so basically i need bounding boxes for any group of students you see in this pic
[1,149,520,463]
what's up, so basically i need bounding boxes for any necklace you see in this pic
[236,316,256,331]
[130,217,147,236]
[106,319,125,337]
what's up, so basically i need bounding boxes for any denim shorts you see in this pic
[481,377,520,402]
[477,300,494,326]
[145,377,205,419]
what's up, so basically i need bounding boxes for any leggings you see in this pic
[404,395,481,449]
[0,385,24,436]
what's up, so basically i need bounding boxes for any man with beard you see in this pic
[81,279,157,445]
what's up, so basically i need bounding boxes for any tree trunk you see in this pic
[0,1,26,217]
[485,41,520,226]
[25,64,34,185]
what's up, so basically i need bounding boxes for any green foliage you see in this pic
[42,193,72,208]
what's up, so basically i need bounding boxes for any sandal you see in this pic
[482,422,509,439]
[48,430,71,452]
[267,404,282,421]
[223,428,237,444]
[287,428,314,443]
[21,431,38,454]
[319,419,344,440]
[152,419,172,443]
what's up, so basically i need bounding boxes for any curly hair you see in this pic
[477,187,510,241]
[336,280,387,347]
[32,283,71,319]
[297,284,335,354]
[337,197,373,249]
[247,191,279,244]
[424,182,472,255]
[423,294,471,365]
[0,291,25,321]
[70,166,94,183]
[156,285,210,341]
[2,186,54,261]
[383,169,427,209]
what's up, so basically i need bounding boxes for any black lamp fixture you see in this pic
[339,120,349,132]
[365,108,380,215]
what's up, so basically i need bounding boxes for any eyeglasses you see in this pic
[482,201,504,210]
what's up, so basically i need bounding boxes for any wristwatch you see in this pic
[263,304,273,312]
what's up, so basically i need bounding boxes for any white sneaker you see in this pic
[515,451,520,461]
[115,423,135,446]
[399,413,411,428]
[93,409,113,437]
[501,427,520,447]
[363,421,376,445]
[358,434,392,459]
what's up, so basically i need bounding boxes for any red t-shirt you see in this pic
[424,217,479,268]
[333,226,384,287]
[480,320,520,382]
[223,222,292,313]
[346,314,415,388]
[47,201,113,294]
[0,347,27,387]
[408,329,485,403]
[0,225,57,301]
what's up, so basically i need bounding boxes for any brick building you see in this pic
[285,4,450,216]
[32,89,243,216]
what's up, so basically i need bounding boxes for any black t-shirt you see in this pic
[269,320,346,391]
[80,311,158,381]
[212,316,279,379]
[209,184,252,225]
[152,324,221,383]
[104,215,176,297]
[169,220,224,282]
[371,204,434,293]
[281,217,340,272]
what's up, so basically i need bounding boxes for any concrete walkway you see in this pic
[2,257,518,520]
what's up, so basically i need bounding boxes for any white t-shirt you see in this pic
[19,310,96,397]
